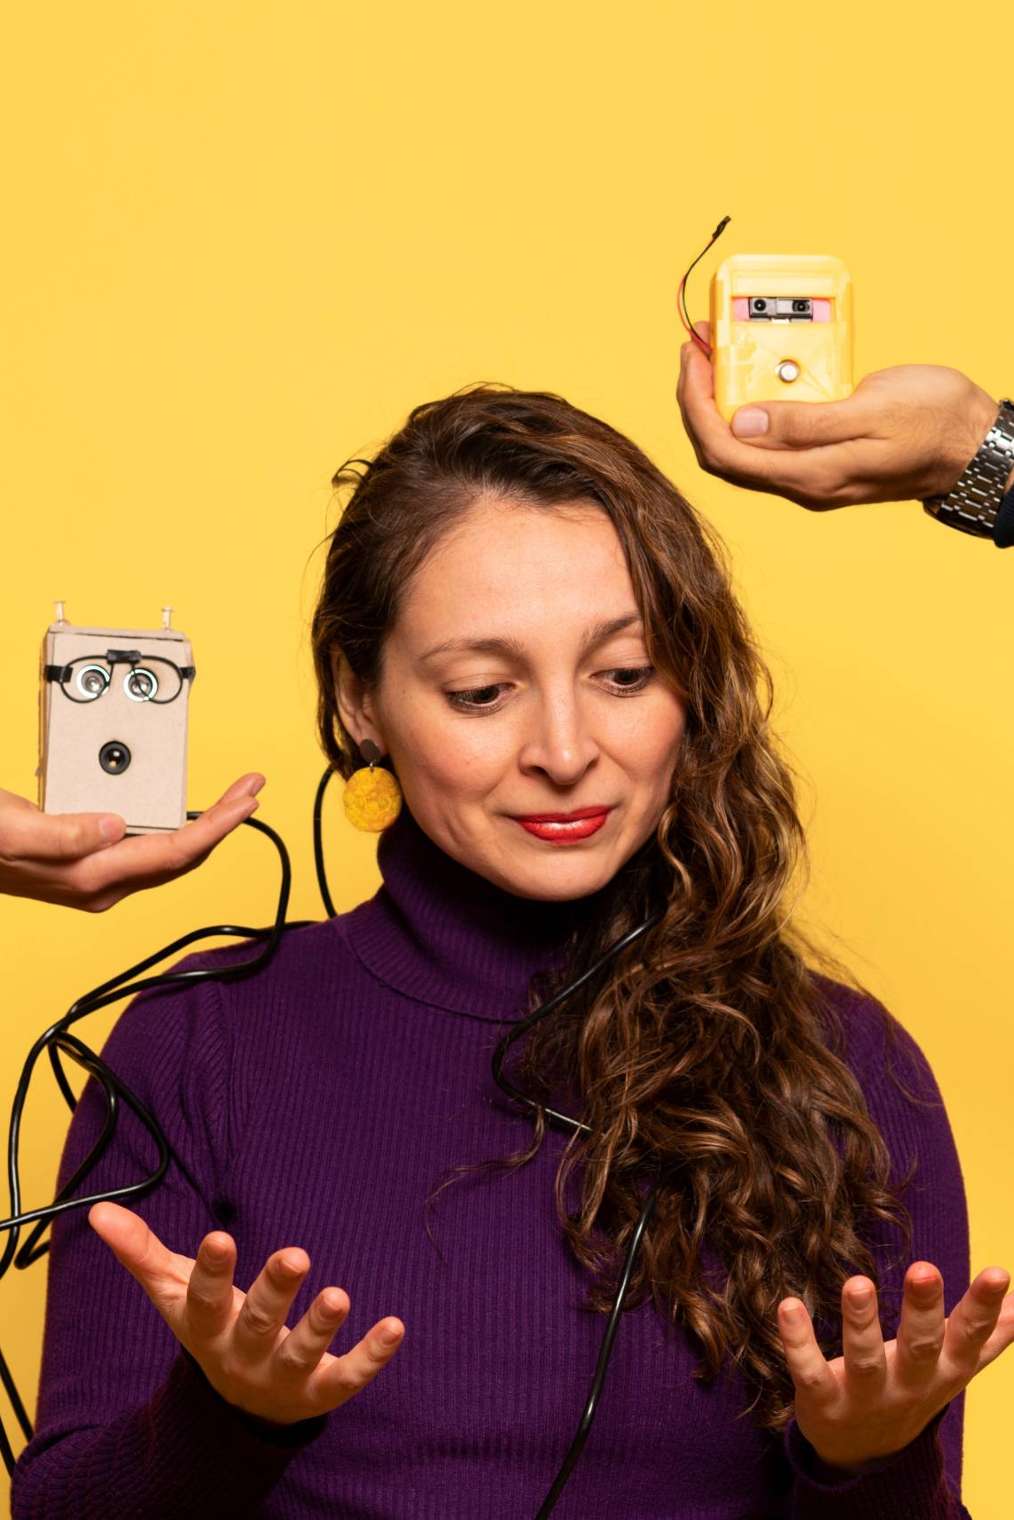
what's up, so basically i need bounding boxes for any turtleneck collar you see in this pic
[341,804,591,1021]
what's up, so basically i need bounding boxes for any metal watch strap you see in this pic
[922,398,1014,538]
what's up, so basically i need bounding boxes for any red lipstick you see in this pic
[511,805,614,843]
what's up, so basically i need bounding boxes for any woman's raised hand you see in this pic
[676,320,1005,512]
[0,773,265,911]
[777,1259,1014,1470]
[88,1201,406,1426]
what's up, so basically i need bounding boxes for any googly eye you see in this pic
[123,666,159,702]
[74,663,111,701]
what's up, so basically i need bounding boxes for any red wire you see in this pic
[676,273,712,358]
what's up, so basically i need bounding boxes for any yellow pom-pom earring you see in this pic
[342,738,403,832]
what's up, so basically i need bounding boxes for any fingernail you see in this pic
[732,408,769,438]
[99,816,123,842]
[849,1288,873,1308]
[380,1323,402,1345]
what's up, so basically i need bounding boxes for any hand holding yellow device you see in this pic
[676,225,1005,523]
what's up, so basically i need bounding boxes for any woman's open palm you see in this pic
[88,1200,405,1426]
[777,1260,1014,1470]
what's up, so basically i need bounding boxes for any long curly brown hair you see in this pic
[309,381,918,1432]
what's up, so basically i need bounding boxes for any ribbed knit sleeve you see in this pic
[10,949,329,1520]
[780,985,972,1519]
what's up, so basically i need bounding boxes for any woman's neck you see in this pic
[341,805,597,1021]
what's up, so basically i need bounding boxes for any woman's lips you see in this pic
[512,807,613,843]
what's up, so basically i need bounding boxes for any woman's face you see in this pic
[337,496,686,901]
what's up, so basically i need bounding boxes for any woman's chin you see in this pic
[493,850,617,904]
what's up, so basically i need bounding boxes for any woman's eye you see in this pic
[445,683,509,712]
[603,665,655,693]
[444,667,655,713]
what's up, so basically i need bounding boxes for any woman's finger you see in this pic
[972,1291,1014,1374]
[841,1276,888,1393]
[311,1317,406,1411]
[894,1263,946,1390]
[942,1269,1012,1377]
[87,1201,190,1311]
[184,1232,240,1341]
[231,1248,311,1363]
[776,1298,838,1407]
[272,1287,351,1379]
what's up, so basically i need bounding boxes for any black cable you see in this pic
[312,764,339,918]
[535,1182,660,1519]
[491,910,665,1137]
[490,908,668,1516]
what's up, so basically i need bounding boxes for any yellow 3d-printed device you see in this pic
[709,254,853,423]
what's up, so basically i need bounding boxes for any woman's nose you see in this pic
[516,695,600,785]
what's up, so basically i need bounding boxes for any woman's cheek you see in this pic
[615,692,685,770]
[403,725,506,797]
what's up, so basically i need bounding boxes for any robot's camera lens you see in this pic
[792,300,808,313]
[99,740,132,775]
[752,299,767,311]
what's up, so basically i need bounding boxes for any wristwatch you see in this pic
[922,398,1014,544]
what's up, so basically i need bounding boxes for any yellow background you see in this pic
[1,2,1011,1512]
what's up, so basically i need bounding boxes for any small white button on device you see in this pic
[777,360,800,383]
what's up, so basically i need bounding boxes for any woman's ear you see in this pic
[332,648,381,751]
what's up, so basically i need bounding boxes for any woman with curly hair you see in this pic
[13,381,1011,1518]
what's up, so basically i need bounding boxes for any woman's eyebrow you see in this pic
[418,613,644,664]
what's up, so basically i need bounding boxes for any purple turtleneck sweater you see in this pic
[12,806,971,1518]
